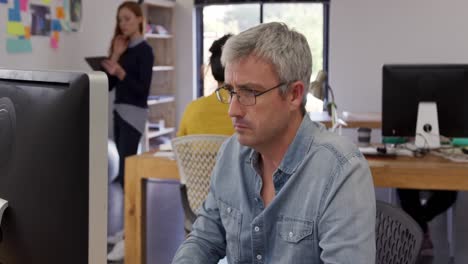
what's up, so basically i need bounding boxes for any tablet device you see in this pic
[85,56,107,71]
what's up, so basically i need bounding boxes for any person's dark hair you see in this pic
[108,1,144,56]
[209,34,232,83]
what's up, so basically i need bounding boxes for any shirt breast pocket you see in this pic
[218,199,242,263]
[274,216,316,263]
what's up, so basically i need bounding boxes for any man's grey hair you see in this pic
[221,22,312,112]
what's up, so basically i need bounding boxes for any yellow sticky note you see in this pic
[53,31,60,42]
[42,0,50,4]
[24,26,31,39]
[56,6,64,19]
[7,22,25,36]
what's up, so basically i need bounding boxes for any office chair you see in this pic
[107,139,124,237]
[376,200,423,264]
[171,134,229,233]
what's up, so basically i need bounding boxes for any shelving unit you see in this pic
[142,0,176,151]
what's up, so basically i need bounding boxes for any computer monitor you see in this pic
[0,69,108,264]
[382,64,468,138]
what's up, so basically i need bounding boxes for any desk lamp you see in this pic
[309,70,339,129]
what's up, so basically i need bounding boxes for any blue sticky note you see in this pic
[0,0,8,4]
[13,0,18,8]
[6,38,32,53]
[51,19,62,31]
[8,8,21,21]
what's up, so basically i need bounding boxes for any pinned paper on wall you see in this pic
[24,26,31,39]
[51,19,62,31]
[56,6,64,18]
[20,0,27,11]
[30,4,51,36]
[3,0,81,52]
[50,34,58,49]
[7,22,25,36]
[53,31,59,42]
[8,8,21,21]
[6,38,32,53]
[69,0,81,31]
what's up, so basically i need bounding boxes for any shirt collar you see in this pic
[277,116,316,174]
[128,37,144,48]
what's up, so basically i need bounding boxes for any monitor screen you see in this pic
[382,64,468,138]
[0,69,108,264]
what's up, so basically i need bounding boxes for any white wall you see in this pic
[174,0,196,127]
[329,0,468,113]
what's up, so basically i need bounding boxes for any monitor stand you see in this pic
[415,102,440,149]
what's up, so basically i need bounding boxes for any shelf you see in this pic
[144,0,175,8]
[147,127,175,138]
[145,33,173,39]
[147,95,175,106]
[153,66,174,71]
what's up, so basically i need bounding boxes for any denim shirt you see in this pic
[173,116,376,264]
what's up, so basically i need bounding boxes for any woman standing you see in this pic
[102,1,154,261]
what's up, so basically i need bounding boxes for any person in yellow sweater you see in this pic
[177,34,235,137]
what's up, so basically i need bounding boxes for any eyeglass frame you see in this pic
[215,82,287,106]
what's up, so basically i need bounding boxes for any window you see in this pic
[197,2,328,112]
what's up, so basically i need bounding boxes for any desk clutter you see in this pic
[359,143,468,163]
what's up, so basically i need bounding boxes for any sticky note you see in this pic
[0,0,8,4]
[24,26,30,39]
[56,6,64,18]
[8,8,21,21]
[6,38,32,53]
[51,19,62,31]
[53,31,59,42]
[20,0,27,11]
[50,36,58,49]
[7,22,25,36]
[42,0,50,4]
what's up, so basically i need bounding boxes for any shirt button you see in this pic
[289,232,294,238]
[254,226,260,232]
[227,207,231,213]
[256,254,262,260]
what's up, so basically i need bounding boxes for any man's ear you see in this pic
[288,81,305,110]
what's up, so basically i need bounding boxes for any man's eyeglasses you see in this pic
[215,82,286,106]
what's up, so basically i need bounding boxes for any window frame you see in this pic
[195,2,330,104]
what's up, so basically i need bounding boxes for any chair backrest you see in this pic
[171,134,229,213]
[376,200,423,264]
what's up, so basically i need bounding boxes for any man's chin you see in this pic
[236,134,254,147]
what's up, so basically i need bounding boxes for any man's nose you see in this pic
[228,95,244,118]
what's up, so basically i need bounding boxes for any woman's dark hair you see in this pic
[209,34,232,83]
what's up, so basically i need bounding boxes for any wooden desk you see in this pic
[124,152,179,264]
[309,111,381,129]
[124,151,468,264]
[369,154,468,191]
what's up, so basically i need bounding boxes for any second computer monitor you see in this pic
[382,64,468,138]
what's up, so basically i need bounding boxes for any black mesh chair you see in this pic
[376,200,423,264]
